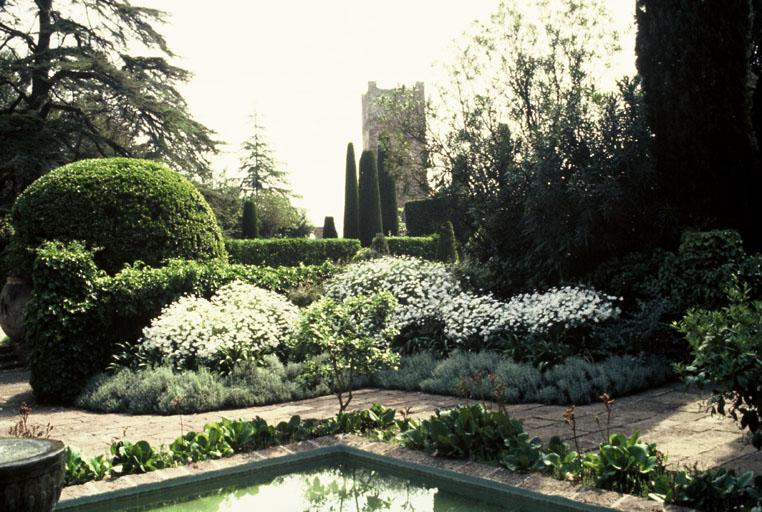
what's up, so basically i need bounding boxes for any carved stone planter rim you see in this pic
[0,438,65,476]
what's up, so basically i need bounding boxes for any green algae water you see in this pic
[137,465,515,512]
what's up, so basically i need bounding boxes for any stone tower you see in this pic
[362,81,428,205]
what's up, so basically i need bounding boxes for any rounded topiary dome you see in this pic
[12,158,226,273]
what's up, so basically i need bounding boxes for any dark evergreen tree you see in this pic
[323,216,338,238]
[436,221,458,263]
[636,0,758,244]
[358,150,383,247]
[378,147,399,236]
[342,143,360,239]
[242,198,259,239]
[239,112,292,199]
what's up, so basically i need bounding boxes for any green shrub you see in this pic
[370,233,389,255]
[64,448,112,486]
[383,352,672,405]
[386,235,439,260]
[322,216,338,239]
[64,403,407,486]
[374,352,438,390]
[225,238,360,266]
[402,404,525,461]
[658,468,762,510]
[677,284,762,450]
[12,158,225,274]
[659,230,749,310]
[404,197,452,236]
[583,433,666,496]
[588,230,762,362]
[76,356,326,414]
[292,293,400,412]
[26,241,337,404]
[436,221,458,263]
[241,198,259,238]
[592,230,760,312]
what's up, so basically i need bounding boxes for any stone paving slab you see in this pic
[1,370,760,475]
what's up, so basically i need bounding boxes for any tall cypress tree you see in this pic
[323,216,338,238]
[636,0,757,244]
[242,198,259,239]
[342,143,360,239]
[358,150,383,247]
[378,147,399,236]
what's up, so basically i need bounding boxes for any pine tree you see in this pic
[436,221,458,263]
[358,150,383,247]
[378,147,399,236]
[342,143,360,239]
[323,216,338,238]
[242,198,259,239]
[240,112,291,198]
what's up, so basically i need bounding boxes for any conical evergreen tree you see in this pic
[342,143,360,239]
[323,216,338,238]
[436,221,458,263]
[358,150,383,247]
[378,147,399,236]
[242,198,259,239]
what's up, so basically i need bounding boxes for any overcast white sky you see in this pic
[147,1,637,228]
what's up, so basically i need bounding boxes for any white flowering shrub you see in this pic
[503,286,622,333]
[139,281,299,372]
[326,256,460,305]
[326,257,621,358]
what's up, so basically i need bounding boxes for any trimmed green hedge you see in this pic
[26,241,338,404]
[225,238,360,266]
[386,236,439,260]
[404,198,452,236]
[12,158,226,274]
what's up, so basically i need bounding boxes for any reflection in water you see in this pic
[140,465,514,512]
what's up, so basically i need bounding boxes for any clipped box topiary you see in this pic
[11,158,226,274]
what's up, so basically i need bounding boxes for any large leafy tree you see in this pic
[0,0,217,206]
[255,191,312,238]
[636,0,758,247]
[386,0,666,294]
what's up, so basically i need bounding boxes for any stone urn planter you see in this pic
[0,276,31,346]
[0,438,65,512]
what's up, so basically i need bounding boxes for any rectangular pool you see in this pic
[55,445,615,512]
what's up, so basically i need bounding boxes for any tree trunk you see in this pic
[30,0,54,112]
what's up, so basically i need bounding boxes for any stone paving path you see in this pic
[1,369,760,474]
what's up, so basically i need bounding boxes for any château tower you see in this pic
[361,81,428,205]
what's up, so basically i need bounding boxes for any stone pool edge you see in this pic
[56,434,690,512]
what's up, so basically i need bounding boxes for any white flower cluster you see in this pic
[140,281,299,370]
[326,257,621,346]
[503,286,622,333]
[325,256,460,325]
